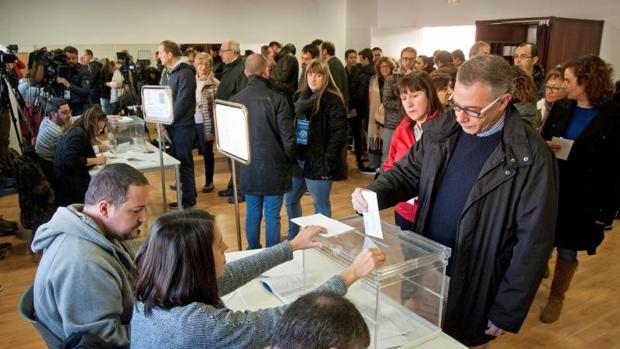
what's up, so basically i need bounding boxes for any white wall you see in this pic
[376,0,620,72]
[0,0,323,60]
[345,0,378,53]
[2,0,618,71]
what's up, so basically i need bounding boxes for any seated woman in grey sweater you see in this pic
[131,209,385,349]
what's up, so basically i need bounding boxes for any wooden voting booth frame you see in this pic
[214,100,250,251]
[141,85,175,211]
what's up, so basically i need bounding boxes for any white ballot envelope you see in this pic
[361,190,383,239]
[551,136,574,161]
[290,214,355,238]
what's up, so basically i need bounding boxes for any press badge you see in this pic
[64,90,71,99]
[296,119,309,145]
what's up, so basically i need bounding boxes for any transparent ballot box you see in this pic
[302,216,451,349]
[107,115,147,154]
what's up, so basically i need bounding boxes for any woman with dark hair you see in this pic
[367,56,396,172]
[429,71,452,107]
[383,72,443,231]
[414,55,435,74]
[131,209,385,349]
[284,59,348,239]
[537,69,568,129]
[540,55,620,323]
[510,65,540,129]
[53,106,107,206]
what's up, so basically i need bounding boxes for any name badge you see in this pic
[296,119,309,145]
[64,90,71,99]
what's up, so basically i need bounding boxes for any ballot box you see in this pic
[107,115,147,154]
[302,216,451,349]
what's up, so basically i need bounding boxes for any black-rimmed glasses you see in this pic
[447,94,503,119]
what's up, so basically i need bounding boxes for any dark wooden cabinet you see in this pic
[476,17,604,73]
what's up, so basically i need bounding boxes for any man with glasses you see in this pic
[381,46,417,168]
[513,42,545,98]
[352,55,559,347]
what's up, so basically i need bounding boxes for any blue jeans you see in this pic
[557,248,578,262]
[167,125,197,208]
[284,162,333,239]
[245,194,283,249]
[381,127,395,172]
[101,98,112,115]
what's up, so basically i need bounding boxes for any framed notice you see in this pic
[214,100,251,165]
[141,85,174,125]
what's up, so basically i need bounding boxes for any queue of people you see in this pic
[22,37,619,349]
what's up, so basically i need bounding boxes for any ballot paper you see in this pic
[290,214,355,238]
[551,136,575,161]
[221,290,249,311]
[361,190,383,239]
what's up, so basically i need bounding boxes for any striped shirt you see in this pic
[477,114,506,137]
[35,118,65,161]
[35,116,79,161]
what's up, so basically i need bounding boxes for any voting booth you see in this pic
[302,216,450,348]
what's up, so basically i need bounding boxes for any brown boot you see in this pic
[540,258,578,323]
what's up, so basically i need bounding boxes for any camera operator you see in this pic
[82,49,103,108]
[56,46,91,115]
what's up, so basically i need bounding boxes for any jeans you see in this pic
[245,194,283,249]
[195,124,214,185]
[347,116,364,167]
[167,125,197,208]
[100,98,112,115]
[557,247,578,262]
[284,162,333,239]
[381,127,395,172]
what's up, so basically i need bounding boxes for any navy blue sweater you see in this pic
[427,130,502,275]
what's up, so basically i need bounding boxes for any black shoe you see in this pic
[168,202,195,210]
[227,195,245,204]
[359,166,377,175]
[218,188,234,197]
[0,225,17,236]
[0,216,18,229]
[0,242,11,259]
[202,183,214,193]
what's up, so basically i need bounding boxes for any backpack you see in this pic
[14,149,55,231]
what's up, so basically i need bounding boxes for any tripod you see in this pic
[0,69,25,153]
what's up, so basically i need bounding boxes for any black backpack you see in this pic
[14,149,55,231]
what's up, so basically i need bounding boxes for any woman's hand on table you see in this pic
[289,225,327,251]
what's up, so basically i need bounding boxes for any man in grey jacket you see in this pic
[353,55,559,347]
[32,163,150,348]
